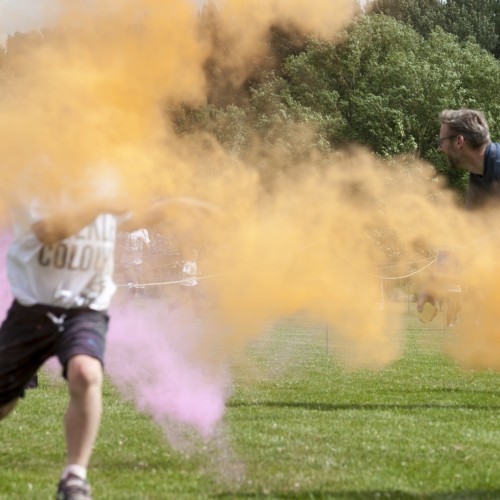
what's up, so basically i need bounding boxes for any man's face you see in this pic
[437,124,461,169]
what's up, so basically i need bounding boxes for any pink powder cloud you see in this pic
[0,231,13,316]
[106,300,230,438]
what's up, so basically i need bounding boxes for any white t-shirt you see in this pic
[7,204,120,310]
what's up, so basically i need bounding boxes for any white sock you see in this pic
[61,464,87,481]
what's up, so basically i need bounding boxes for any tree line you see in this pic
[173,1,500,193]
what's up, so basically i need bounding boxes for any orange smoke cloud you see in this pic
[1,0,500,372]
[0,0,207,202]
[203,0,359,87]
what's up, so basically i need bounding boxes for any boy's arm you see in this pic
[118,197,222,233]
[32,198,128,245]
[32,196,221,245]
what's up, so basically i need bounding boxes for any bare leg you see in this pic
[0,399,18,420]
[64,355,103,467]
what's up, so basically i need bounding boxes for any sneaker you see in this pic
[56,473,92,500]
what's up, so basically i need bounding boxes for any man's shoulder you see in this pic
[489,142,500,157]
[488,143,500,178]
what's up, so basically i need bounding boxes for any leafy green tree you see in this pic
[275,16,430,156]
[369,0,444,37]
[172,103,251,155]
[441,0,499,56]
[369,0,500,58]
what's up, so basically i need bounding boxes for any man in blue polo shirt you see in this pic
[438,109,500,209]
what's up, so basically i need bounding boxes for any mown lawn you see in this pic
[1,305,499,499]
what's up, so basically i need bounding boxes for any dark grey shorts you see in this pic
[0,300,109,407]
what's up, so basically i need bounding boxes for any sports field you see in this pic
[1,304,499,499]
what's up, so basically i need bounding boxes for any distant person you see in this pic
[119,228,151,297]
[436,248,462,327]
[182,249,199,287]
[418,109,499,317]
[179,248,201,315]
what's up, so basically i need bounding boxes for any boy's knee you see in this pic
[67,356,103,392]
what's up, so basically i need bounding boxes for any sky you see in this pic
[0,0,57,45]
[0,0,206,45]
[0,0,368,46]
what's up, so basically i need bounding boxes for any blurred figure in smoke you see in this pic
[180,248,201,315]
[119,228,151,298]
[418,109,499,319]
[170,248,202,315]
[436,248,462,327]
[0,192,216,500]
[182,248,199,287]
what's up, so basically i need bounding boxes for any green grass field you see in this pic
[1,304,500,499]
